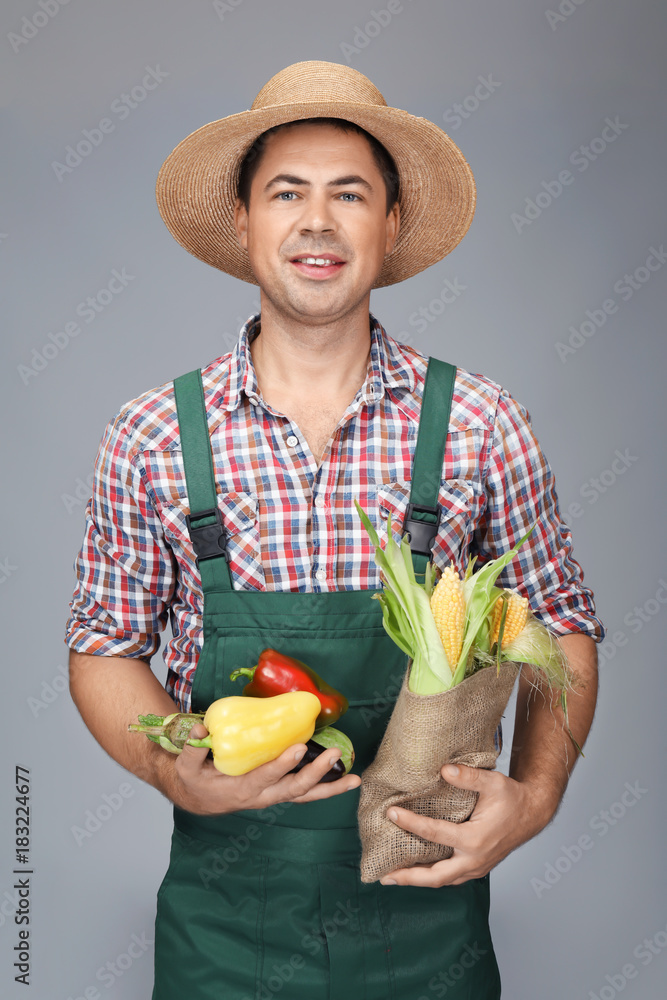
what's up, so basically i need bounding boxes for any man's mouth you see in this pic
[290,255,346,278]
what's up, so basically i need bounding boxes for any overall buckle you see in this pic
[402,502,440,557]
[185,507,229,563]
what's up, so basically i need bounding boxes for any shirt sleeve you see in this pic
[65,407,177,659]
[471,387,606,643]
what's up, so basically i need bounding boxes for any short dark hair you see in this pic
[236,117,400,216]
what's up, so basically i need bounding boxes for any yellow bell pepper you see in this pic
[186,691,321,775]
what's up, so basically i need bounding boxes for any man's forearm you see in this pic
[509,633,599,821]
[68,649,183,801]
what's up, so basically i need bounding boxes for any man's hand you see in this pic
[68,652,362,815]
[167,723,362,815]
[378,762,556,888]
[378,635,598,888]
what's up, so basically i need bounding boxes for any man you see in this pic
[66,61,604,999]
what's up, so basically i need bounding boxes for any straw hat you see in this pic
[155,60,476,288]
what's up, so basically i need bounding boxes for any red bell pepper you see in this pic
[229,648,349,730]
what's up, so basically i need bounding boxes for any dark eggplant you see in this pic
[287,726,355,783]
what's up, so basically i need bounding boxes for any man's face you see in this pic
[233,123,400,323]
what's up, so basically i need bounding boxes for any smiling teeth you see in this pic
[296,257,338,266]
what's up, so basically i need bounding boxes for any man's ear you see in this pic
[234,197,248,251]
[385,201,400,256]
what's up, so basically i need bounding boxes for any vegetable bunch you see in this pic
[129,706,354,779]
[355,500,578,746]
[129,651,356,777]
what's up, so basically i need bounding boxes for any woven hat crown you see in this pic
[251,63,388,110]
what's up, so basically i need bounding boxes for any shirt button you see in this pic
[315,569,326,582]
[314,496,325,509]
[286,435,299,447]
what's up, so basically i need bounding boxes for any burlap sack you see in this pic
[358,659,520,883]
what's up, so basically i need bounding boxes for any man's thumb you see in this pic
[189,723,209,740]
[180,722,211,761]
[442,763,468,782]
[441,762,486,790]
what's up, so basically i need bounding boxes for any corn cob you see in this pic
[490,592,529,648]
[429,565,466,668]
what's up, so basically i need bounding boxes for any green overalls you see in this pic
[151,357,502,1000]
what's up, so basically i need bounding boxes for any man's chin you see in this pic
[262,288,364,321]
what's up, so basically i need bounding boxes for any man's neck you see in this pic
[249,299,373,402]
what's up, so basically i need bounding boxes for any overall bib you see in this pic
[151,358,502,1000]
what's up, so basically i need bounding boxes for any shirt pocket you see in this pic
[431,480,476,570]
[377,479,475,572]
[157,490,265,591]
[377,481,412,539]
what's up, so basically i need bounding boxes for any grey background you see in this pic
[2,0,666,997]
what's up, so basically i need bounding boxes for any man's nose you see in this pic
[298,192,337,233]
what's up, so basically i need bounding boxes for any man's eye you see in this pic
[274,191,360,201]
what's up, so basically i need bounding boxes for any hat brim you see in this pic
[155,101,476,288]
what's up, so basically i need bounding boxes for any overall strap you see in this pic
[402,358,456,581]
[173,370,235,593]
[173,357,456,594]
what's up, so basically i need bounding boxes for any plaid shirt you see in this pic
[65,312,605,713]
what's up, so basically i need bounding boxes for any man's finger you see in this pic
[386,805,472,848]
[380,856,479,888]
[178,722,212,769]
[251,741,353,800]
[280,743,344,798]
[246,742,311,789]
[288,772,362,803]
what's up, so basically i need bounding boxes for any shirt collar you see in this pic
[216,311,416,412]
